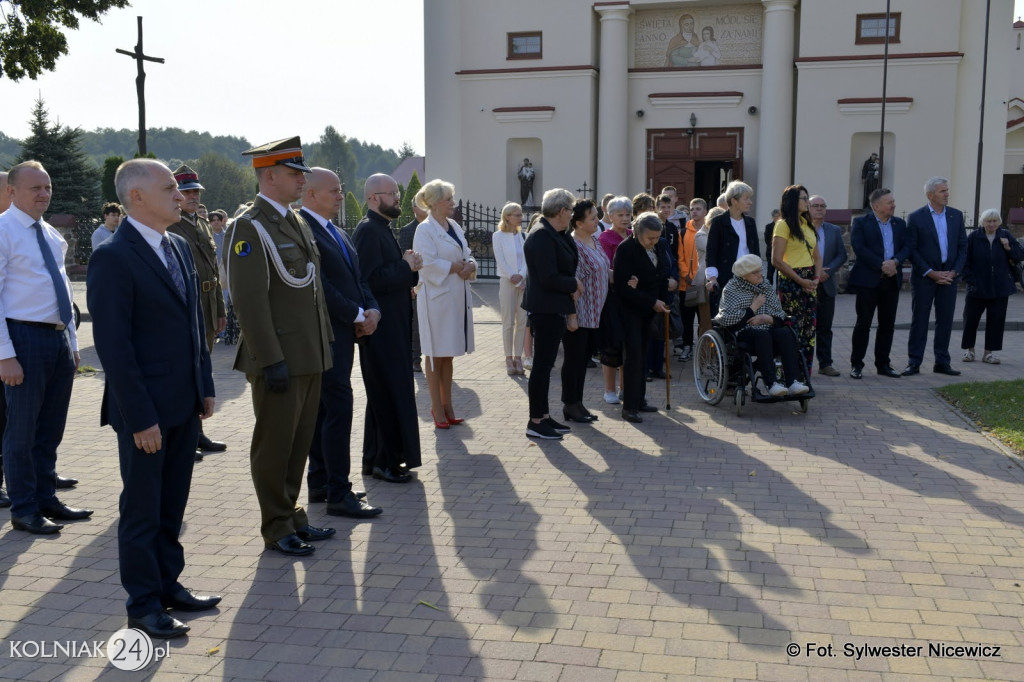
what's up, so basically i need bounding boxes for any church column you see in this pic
[596,3,631,198]
[755,0,797,226]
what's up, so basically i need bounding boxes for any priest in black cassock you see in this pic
[351,174,423,484]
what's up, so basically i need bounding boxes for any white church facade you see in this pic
[425,0,1016,228]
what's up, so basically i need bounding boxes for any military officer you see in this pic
[225,137,335,557]
[168,165,226,460]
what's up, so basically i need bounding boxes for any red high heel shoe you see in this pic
[431,411,450,429]
[445,415,465,425]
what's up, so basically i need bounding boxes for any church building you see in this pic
[425,0,1015,227]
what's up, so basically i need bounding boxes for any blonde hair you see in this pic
[414,179,455,212]
[705,206,726,223]
[498,202,522,233]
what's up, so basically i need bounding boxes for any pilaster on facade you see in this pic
[595,2,633,198]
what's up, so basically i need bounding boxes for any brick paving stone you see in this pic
[4,283,1024,680]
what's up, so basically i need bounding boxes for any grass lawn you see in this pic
[938,379,1024,456]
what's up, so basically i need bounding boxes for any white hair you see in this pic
[979,208,1001,225]
[606,196,632,215]
[924,176,948,194]
[115,159,169,206]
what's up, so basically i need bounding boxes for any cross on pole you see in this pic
[116,16,164,157]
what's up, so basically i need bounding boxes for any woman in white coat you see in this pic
[413,180,476,428]
[492,202,528,375]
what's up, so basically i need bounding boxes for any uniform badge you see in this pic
[234,241,252,257]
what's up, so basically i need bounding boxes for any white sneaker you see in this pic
[603,391,620,404]
[522,356,533,370]
[768,383,788,398]
[788,381,810,396]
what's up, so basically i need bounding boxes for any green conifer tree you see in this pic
[345,192,364,231]
[101,155,123,203]
[15,98,100,221]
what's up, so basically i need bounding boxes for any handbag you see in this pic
[682,237,706,307]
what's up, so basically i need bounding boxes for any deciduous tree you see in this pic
[0,0,130,81]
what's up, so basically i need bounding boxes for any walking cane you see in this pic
[664,310,671,409]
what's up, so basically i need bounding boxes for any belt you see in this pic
[6,318,66,331]
[201,279,217,293]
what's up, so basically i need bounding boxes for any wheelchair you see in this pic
[693,322,814,415]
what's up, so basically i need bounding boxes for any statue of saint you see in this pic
[517,158,535,206]
[861,153,880,208]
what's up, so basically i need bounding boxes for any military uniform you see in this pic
[227,194,333,544]
[168,212,223,351]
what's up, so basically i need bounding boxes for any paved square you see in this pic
[1,282,1022,680]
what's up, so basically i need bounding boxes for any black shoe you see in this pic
[877,365,901,378]
[127,612,190,639]
[0,487,10,508]
[933,363,961,376]
[621,410,643,423]
[577,403,598,422]
[265,534,315,556]
[194,450,204,462]
[161,588,222,612]
[542,417,571,433]
[901,364,920,376]
[372,466,413,483]
[296,524,336,541]
[525,420,562,440]
[412,360,423,373]
[54,475,77,489]
[562,404,593,424]
[11,513,63,534]
[638,403,658,413]
[40,501,93,521]
[849,366,863,379]
[197,434,227,452]
[327,491,383,518]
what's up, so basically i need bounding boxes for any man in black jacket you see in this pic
[352,174,423,482]
[397,203,427,372]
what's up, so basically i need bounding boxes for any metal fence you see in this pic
[452,200,537,279]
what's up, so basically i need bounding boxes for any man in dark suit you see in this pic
[808,196,848,376]
[705,181,759,315]
[903,177,967,376]
[397,203,427,373]
[299,168,382,518]
[88,159,221,639]
[352,174,423,483]
[848,188,909,379]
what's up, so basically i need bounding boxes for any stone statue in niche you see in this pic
[861,153,880,208]
[517,158,535,206]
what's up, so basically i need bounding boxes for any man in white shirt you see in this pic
[0,161,90,534]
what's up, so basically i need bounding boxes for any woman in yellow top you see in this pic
[771,185,823,372]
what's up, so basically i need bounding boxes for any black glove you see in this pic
[263,361,289,394]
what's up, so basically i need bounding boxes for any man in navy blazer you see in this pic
[848,188,909,379]
[299,169,382,519]
[87,159,220,640]
[903,177,967,376]
[808,196,848,376]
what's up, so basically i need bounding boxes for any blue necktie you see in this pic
[160,236,188,302]
[325,221,352,266]
[32,222,73,327]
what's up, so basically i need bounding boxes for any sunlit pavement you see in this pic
[1,281,1022,681]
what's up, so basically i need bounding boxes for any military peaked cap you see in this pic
[173,164,204,191]
[242,137,312,173]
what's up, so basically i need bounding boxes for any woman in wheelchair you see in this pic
[713,255,810,398]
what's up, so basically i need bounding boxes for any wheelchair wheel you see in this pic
[694,329,728,405]
[735,386,745,416]
[73,302,81,329]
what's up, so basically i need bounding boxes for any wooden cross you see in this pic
[116,16,164,157]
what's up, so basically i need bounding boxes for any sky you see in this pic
[0,0,425,154]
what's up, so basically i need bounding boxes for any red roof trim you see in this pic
[492,106,555,112]
[457,65,595,75]
[649,91,743,98]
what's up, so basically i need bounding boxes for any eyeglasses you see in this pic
[373,191,401,199]
[809,203,827,209]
